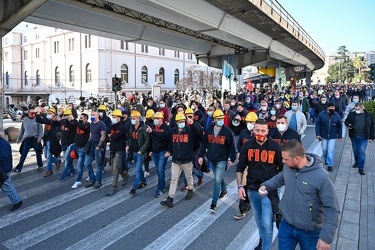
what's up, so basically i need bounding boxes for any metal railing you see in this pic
[256,0,325,61]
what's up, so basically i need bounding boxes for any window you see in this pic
[5,72,9,87]
[24,36,28,43]
[125,41,129,50]
[86,63,92,83]
[174,69,179,84]
[4,52,8,61]
[188,53,193,60]
[174,51,180,58]
[24,71,28,85]
[120,41,125,50]
[85,35,91,48]
[141,66,148,83]
[5,38,8,44]
[69,65,75,83]
[158,67,165,84]
[36,48,40,58]
[121,64,128,83]
[55,67,60,85]
[54,41,59,53]
[141,44,148,53]
[24,50,28,60]
[159,48,165,56]
[35,33,40,40]
[69,38,74,51]
[36,70,40,86]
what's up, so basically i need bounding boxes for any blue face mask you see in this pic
[270,110,276,116]
[90,117,95,122]
[291,106,297,111]
[131,120,137,125]
[178,123,185,129]
[353,99,358,103]
[216,120,224,127]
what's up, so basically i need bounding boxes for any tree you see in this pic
[176,65,221,93]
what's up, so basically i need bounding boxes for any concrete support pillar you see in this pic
[222,54,239,96]
[305,71,312,86]
[0,29,8,130]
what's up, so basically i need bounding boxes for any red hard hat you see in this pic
[70,149,78,160]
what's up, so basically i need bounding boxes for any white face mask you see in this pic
[99,112,104,117]
[191,105,195,110]
[247,123,254,131]
[261,106,267,111]
[207,111,213,117]
[46,115,53,119]
[277,124,287,132]
[275,104,280,109]
[111,118,118,125]
[355,110,361,114]
[153,119,160,126]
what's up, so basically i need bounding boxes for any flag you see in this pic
[246,79,253,91]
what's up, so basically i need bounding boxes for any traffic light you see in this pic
[369,64,375,81]
[112,76,121,92]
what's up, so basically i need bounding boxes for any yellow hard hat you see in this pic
[213,109,224,119]
[47,107,56,114]
[175,113,186,121]
[131,110,141,117]
[153,112,164,119]
[245,112,258,122]
[63,109,72,115]
[98,104,106,111]
[112,109,122,117]
[146,109,155,118]
[185,108,194,115]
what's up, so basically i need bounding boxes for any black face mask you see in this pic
[328,109,335,114]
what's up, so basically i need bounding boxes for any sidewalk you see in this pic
[331,137,374,250]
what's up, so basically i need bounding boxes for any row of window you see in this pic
[4,64,180,87]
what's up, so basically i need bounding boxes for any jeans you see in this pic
[278,220,320,250]
[75,148,86,182]
[61,145,68,160]
[44,140,59,171]
[350,136,368,169]
[152,151,168,192]
[210,160,227,205]
[123,151,130,171]
[84,146,105,183]
[132,152,146,190]
[1,173,21,204]
[61,144,77,178]
[248,190,274,250]
[321,138,336,167]
[16,137,43,171]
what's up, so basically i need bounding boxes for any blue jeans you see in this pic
[210,160,227,205]
[278,220,320,250]
[44,140,59,171]
[16,137,43,171]
[248,190,274,250]
[152,151,167,192]
[123,151,130,171]
[321,138,336,167]
[61,144,77,178]
[84,146,105,183]
[75,148,86,182]
[350,136,368,169]
[1,173,21,204]
[133,152,146,190]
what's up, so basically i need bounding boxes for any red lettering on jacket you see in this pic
[247,149,276,163]
[132,131,138,139]
[76,127,85,135]
[172,134,189,143]
[207,135,225,145]
[44,124,51,131]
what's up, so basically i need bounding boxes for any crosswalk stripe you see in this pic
[144,180,239,250]
[65,174,215,250]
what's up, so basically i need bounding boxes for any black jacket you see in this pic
[199,124,236,162]
[269,127,301,145]
[60,119,77,146]
[345,111,375,139]
[35,114,59,142]
[150,123,171,153]
[237,128,253,152]
[109,122,127,152]
[71,120,90,147]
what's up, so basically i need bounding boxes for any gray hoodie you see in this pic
[17,117,43,142]
[262,154,340,244]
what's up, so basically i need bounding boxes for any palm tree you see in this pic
[352,56,366,76]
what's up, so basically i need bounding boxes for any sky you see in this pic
[278,0,375,56]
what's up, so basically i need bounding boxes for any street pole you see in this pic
[0,29,10,130]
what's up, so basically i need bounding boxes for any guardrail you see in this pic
[253,0,325,61]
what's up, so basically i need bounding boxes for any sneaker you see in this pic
[210,203,216,213]
[43,171,53,177]
[352,163,358,168]
[234,212,246,220]
[71,181,82,189]
[56,160,61,170]
[197,177,203,185]
[36,166,43,171]
[185,189,194,200]
[129,189,136,195]
[138,182,147,189]
[144,171,150,177]
[85,181,95,188]
[327,166,333,172]
[67,171,76,177]
[94,182,102,189]
[219,191,228,199]
[160,196,174,208]
[255,239,262,250]
[181,185,188,191]
[86,176,90,181]
[59,176,67,182]
[12,168,21,173]
[10,200,23,211]
[359,169,366,175]
[155,190,164,198]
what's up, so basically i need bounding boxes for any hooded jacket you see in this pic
[262,154,340,244]
[315,110,342,140]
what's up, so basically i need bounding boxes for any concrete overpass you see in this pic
[0,0,325,126]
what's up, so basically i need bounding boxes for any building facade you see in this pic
[2,24,198,106]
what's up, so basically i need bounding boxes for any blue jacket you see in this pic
[0,138,12,173]
[315,111,342,139]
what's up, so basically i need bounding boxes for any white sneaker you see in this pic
[71,181,82,189]
[86,177,89,181]
[144,171,150,177]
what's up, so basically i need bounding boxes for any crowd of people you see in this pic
[1,82,374,250]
